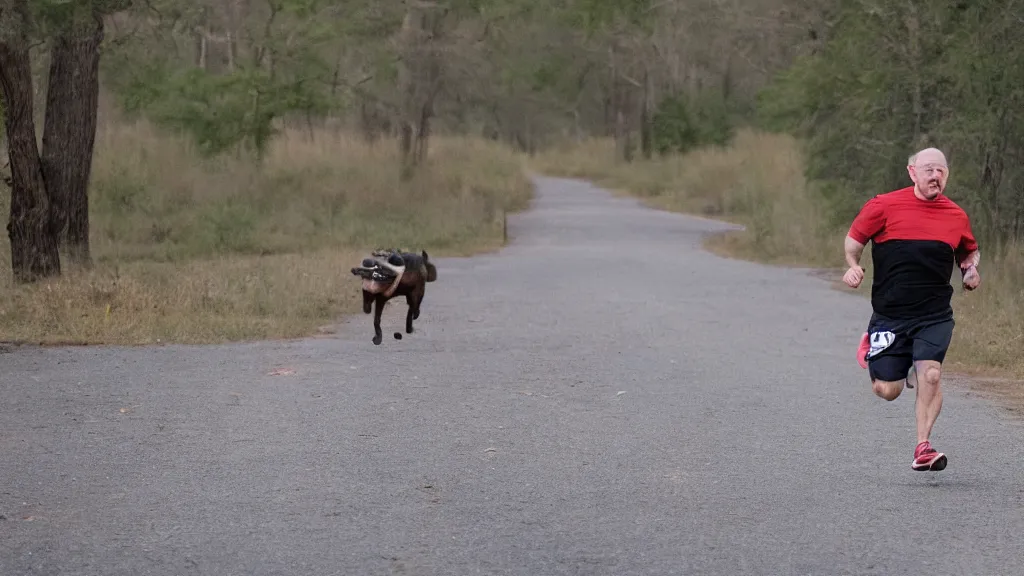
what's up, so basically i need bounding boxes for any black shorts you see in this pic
[865,311,955,382]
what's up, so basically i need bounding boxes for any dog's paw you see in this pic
[393,332,403,340]
[372,335,383,345]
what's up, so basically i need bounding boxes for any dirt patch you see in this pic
[943,370,1024,419]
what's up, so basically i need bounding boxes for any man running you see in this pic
[841,147,981,472]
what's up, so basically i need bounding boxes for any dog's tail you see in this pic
[422,251,437,282]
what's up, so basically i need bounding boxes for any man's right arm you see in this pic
[841,235,869,288]
[845,235,866,269]
[846,196,884,263]
[842,196,883,288]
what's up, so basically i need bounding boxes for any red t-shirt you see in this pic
[848,186,978,319]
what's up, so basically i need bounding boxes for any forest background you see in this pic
[1,0,1021,384]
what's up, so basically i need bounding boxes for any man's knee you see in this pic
[918,362,942,387]
[872,379,903,401]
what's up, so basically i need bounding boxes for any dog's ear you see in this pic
[421,250,429,262]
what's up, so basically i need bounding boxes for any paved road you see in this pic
[3,176,1023,575]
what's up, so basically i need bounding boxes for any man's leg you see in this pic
[864,315,913,400]
[868,357,911,401]
[913,360,943,445]
[909,317,955,471]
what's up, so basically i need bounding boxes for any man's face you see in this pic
[908,151,949,200]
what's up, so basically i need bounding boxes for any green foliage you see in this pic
[652,91,734,156]
[120,63,333,159]
[121,66,271,158]
[755,0,1024,241]
[29,0,130,35]
[29,0,85,33]
[572,0,655,33]
[104,0,348,161]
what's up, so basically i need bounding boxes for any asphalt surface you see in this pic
[2,175,1023,575]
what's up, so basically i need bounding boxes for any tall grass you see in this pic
[531,129,1024,381]
[87,120,530,262]
[947,247,1024,379]
[0,119,532,345]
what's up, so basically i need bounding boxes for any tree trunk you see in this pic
[1014,182,1024,242]
[414,97,432,165]
[614,78,633,163]
[396,9,419,171]
[905,1,923,142]
[396,5,444,171]
[41,13,104,268]
[226,30,235,72]
[398,120,414,179]
[0,42,61,283]
[615,105,633,163]
[195,31,207,69]
[640,67,653,159]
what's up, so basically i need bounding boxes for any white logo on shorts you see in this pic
[867,331,895,358]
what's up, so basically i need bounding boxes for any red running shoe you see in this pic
[912,441,947,471]
[857,332,869,369]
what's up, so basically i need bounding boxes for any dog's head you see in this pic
[352,253,405,294]
[422,250,437,282]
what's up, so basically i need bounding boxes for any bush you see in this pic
[651,90,734,155]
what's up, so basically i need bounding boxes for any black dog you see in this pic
[351,249,437,345]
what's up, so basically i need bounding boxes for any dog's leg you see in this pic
[405,293,416,334]
[372,296,386,345]
[413,285,424,321]
[362,289,373,314]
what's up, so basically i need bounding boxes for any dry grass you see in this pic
[84,120,530,261]
[531,129,1024,385]
[0,119,532,345]
[0,250,363,345]
[944,247,1024,379]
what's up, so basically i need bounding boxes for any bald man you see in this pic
[842,147,981,472]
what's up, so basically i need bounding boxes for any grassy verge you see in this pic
[0,119,532,345]
[530,129,1024,385]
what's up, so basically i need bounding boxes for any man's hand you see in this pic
[843,265,865,288]
[962,264,980,291]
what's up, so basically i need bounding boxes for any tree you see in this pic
[0,0,61,283]
[1,0,131,281]
[39,2,120,267]
[111,0,353,162]
[59,0,827,184]
[756,0,1024,246]
[395,1,446,174]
